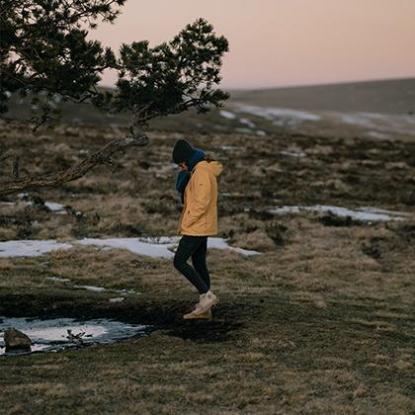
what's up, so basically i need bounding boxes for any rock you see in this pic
[4,328,32,351]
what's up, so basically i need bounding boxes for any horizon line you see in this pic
[99,75,415,92]
[225,75,415,92]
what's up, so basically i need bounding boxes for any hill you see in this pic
[230,78,415,114]
[2,78,415,141]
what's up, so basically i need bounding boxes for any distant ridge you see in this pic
[230,78,415,114]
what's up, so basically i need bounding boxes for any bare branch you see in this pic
[0,132,149,197]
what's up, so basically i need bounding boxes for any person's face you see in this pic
[179,162,188,171]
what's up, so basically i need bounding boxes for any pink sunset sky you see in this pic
[93,0,415,89]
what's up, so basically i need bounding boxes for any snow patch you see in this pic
[341,113,379,128]
[280,150,306,158]
[13,195,67,214]
[235,127,253,134]
[74,284,106,293]
[0,240,72,258]
[78,237,176,259]
[235,104,321,125]
[220,110,237,120]
[44,202,66,213]
[367,131,391,140]
[45,276,138,296]
[239,117,256,128]
[339,112,415,135]
[0,237,260,259]
[220,145,240,151]
[79,236,260,258]
[269,205,410,222]
[109,297,125,303]
[46,276,71,283]
[208,237,260,256]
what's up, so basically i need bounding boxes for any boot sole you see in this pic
[183,316,212,321]
[198,297,219,313]
[183,314,212,320]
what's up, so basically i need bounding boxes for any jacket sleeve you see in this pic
[183,168,212,227]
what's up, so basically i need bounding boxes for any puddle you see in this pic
[0,316,149,356]
[269,205,410,222]
[0,236,260,258]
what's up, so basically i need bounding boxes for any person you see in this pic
[172,139,223,320]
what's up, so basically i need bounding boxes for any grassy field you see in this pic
[0,118,414,414]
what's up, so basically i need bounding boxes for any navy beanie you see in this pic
[172,139,194,164]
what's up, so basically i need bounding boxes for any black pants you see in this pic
[173,235,210,294]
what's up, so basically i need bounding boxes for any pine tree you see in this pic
[0,0,229,196]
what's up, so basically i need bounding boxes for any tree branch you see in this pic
[0,131,149,197]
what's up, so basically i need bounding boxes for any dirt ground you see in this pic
[0,118,414,414]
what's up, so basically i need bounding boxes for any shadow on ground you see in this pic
[0,292,263,343]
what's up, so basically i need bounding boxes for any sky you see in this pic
[92,0,415,89]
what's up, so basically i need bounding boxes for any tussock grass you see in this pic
[0,121,414,414]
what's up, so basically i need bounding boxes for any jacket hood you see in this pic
[196,160,223,177]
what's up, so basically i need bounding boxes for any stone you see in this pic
[4,328,32,351]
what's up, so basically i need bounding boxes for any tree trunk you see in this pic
[0,132,149,197]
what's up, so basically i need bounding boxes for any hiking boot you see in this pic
[197,290,218,313]
[183,308,212,320]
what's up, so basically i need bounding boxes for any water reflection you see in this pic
[0,316,149,356]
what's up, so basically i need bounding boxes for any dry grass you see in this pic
[0,120,414,414]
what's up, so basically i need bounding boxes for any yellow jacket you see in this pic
[178,160,223,236]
